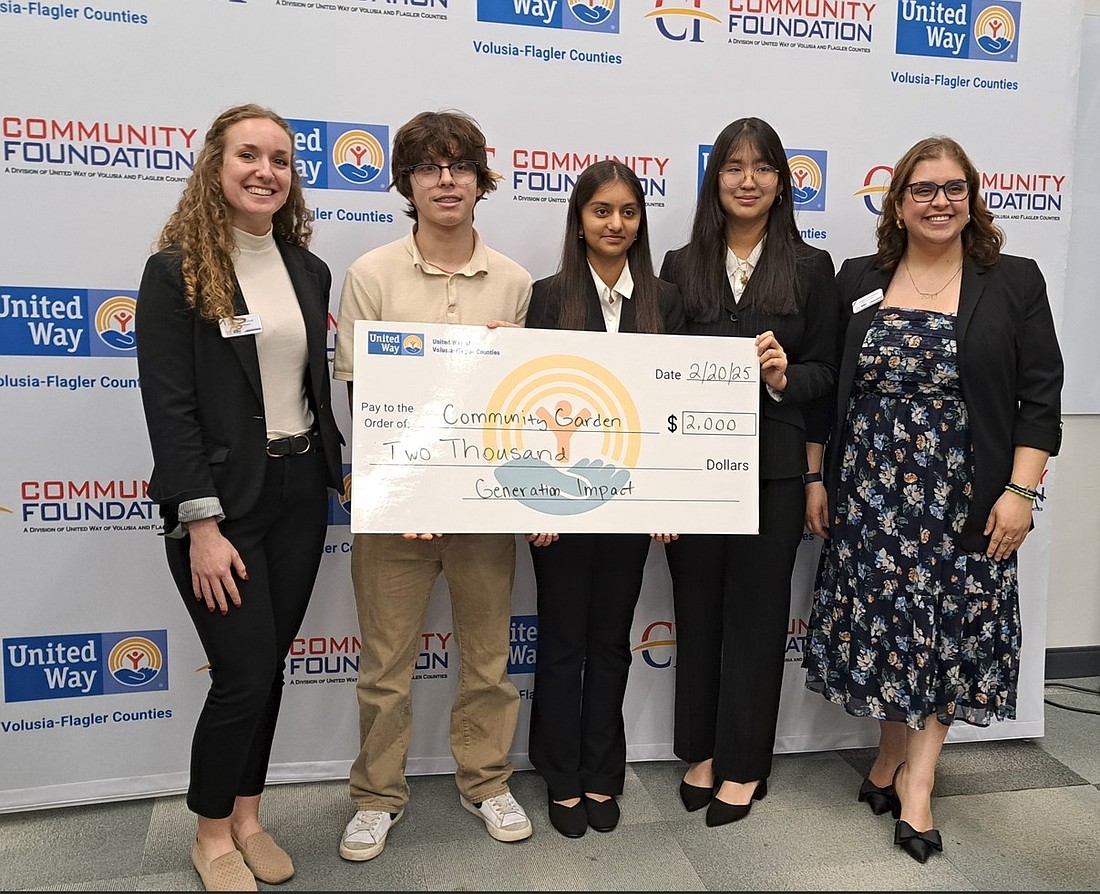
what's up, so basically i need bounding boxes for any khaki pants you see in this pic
[348,533,520,810]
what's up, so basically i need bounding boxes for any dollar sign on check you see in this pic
[667,414,677,433]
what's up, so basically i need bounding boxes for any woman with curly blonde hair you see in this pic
[136,103,343,891]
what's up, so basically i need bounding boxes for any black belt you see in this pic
[266,430,317,457]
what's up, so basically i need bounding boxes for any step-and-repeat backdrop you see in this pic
[0,0,1082,811]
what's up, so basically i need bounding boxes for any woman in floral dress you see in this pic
[802,136,1063,862]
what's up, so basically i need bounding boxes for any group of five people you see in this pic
[134,103,1063,890]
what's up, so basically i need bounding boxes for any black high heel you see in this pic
[894,820,943,863]
[857,776,896,816]
[704,779,767,827]
[679,778,715,812]
[891,763,943,862]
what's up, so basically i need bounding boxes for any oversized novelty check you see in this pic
[350,320,760,534]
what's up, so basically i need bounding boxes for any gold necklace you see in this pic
[904,258,962,301]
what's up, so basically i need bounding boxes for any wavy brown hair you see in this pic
[874,135,1003,271]
[156,103,313,322]
[389,109,502,221]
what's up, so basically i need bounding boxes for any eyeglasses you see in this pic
[904,179,970,203]
[403,160,479,188]
[719,164,780,188]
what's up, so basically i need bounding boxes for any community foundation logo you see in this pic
[286,119,389,191]
[509,145,669,206]
[3,629,168,703]
[895,0,1020,62]
[855,164,894,215]
[633,619,675,669]
[646,0,721,43]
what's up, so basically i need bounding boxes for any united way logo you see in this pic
[895,0,1020,63]
[94,293,137,352]
[3,629,168,703]
[107,635,163,687]
[367,330,425,356]
[478,0,619,33]
[786,150,827,212]
[647,0,721,43]
[287,119,389,191]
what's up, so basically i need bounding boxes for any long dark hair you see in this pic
[550,160,664,333]
[875,135,1004,270]
[678,117,806,322]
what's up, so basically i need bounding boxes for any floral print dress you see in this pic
[803,307,1019,729]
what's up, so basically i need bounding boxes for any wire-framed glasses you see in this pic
[904,179,970,203]
[403,160,479,188]
[719,164,780,188]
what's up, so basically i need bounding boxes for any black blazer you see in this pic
[526,272,684,334]
[136,240,344,532]
[827,253,1063,552]
[660,244,838,479]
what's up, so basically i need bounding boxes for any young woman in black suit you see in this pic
[525,160,683,838]
[659,117,838,827]
[136,104,343,890]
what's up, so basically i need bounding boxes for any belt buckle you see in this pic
[290,433,311,455]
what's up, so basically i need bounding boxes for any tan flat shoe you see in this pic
[191,838,257,892]
[232,831,295,884]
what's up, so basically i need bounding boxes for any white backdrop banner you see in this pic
[0,0,1082,812]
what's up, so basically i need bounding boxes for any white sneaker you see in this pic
[460,792,533,842]
[338,808,404,862]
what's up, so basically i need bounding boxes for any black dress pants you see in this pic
[527,533,652,800]
[165,449,328,818]
[665,477,804,784]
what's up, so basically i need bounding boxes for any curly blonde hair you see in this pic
[157,103,313,322]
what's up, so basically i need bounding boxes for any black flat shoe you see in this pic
[547,799,587,838]
[679,779,714,812]
[894,820,943,863]
[584,795,620,832]
[857,776,897,816]
[705,779,767,827]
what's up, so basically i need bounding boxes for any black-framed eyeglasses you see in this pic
[403,160,479,188]
[718,164,780,188]
[904,179,970,203]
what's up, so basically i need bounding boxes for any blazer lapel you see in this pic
[227,282,264,404]
[954,257,986,349]
[584,278,609,332]
[277,241,325,401]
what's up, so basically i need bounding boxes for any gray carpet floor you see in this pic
[2,677,1098,891]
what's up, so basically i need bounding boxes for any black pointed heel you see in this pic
[894,820,943,863]
[679,779,714,812]
[704,779,767,827]
[857,777,896,816]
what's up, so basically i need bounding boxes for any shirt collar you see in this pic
[725,238,765,280]
[588,261,634,304]
[406,229,489,276]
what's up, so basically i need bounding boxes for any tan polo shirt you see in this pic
[333,231,533,382]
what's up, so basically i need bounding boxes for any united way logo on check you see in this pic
[367,331,424,356]
[486,353,641,516]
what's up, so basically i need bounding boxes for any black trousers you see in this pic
[527,533,652,800]
[665,478,805,784]
[165,450,328,819]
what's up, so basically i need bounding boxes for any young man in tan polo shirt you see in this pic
[332,109,533,861]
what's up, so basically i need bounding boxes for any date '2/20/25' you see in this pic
[656,362,756,384]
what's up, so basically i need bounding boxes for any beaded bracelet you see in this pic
[1005,482,1039,502]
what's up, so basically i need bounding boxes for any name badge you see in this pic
[219,314,263,338]
[851,289,884,314]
